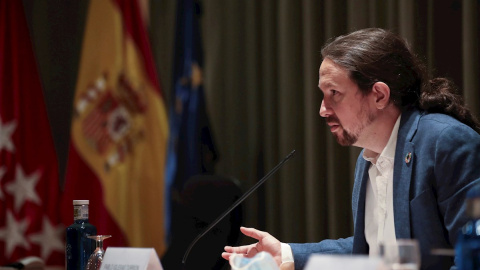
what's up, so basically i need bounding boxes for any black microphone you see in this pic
[182,149,296,264]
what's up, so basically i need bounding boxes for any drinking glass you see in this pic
[85,235,112,270]
[383,239,421,270]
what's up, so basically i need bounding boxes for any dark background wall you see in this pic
[21,0,480,244]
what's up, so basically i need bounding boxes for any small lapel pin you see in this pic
[405,152,412,164]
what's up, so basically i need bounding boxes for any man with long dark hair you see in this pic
[222,28,480,270]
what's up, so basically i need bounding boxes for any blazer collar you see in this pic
[398,108,422,143]
[392,108,422,239]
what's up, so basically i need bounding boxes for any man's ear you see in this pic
[371,82,390,109]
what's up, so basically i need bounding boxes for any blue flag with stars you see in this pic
[165,0,217,237]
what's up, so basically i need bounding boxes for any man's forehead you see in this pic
[319,64,340,87]
[319,60,349,85]
[319,58,345,75]
[318,80,336,90]
[319,62,331,76]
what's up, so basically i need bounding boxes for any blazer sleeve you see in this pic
[433,124,480,246]
[288,237,353,270]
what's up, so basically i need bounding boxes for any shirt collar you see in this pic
[363,115,401,165]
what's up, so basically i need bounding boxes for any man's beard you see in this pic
[336,127,359,146]
[327,109,376,146]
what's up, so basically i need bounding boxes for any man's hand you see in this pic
[222,226,283,266]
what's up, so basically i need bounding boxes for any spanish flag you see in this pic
[61,0,168,255]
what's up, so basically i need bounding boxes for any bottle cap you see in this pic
[466,185,480,218]
[73,200,89,205]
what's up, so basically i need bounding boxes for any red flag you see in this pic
[0,0,64,267]
[61,0,169,255]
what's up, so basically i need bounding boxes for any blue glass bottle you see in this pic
[66,200,97,270]
[456,185,480,270]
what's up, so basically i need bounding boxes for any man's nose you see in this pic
[319,99,331,118]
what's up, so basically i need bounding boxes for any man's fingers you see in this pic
[222,228,268,263]
[221,252,234,260]
[240,226,269,241]
[222,243,258,261]
[224,244,255,254]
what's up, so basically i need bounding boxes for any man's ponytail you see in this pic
[420,78,480,133]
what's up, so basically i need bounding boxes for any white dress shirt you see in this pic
[363,115,400,255]
[280,116,401,264]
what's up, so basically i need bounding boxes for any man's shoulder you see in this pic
[414,112,480,141]
[398,109,479,144]
[418,112,472,131]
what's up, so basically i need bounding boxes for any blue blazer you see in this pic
[289,108,480,270]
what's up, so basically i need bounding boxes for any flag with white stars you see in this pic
[0,0,64,267]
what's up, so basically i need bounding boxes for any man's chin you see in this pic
[333,132,357,146]
[335,137,352,146]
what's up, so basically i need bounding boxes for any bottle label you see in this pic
[73,205,89,220]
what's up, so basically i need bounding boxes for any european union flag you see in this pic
[165,0,217,237]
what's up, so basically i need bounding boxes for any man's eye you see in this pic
[331,90,338,96]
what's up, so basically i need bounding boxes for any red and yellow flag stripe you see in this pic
[62,0,168,255]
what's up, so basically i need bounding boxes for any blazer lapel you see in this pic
[352,157,370,253]
[393,109,421,239]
